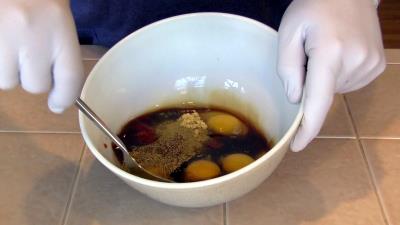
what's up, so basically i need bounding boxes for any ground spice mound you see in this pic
[179,111,207,129]
[130,112,208,178]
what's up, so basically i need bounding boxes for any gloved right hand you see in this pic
[0,0,84,113]
[277,0,385,151]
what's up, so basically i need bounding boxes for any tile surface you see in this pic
[346,65,400,138]
[81,45,108,60]
[318,95,355,137]
[385,49,400,64]
[0,60,97,132]
[1,49,399,225]
[65,150,223,225]
[362,139,400,225]
[0,133,84,225]
[228,139,385,225]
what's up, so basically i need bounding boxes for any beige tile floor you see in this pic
[0,47,399,225]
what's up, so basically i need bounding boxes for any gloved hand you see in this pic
[278,0,386,151]
[0,0,83,113]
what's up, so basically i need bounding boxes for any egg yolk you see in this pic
[184,160,221,182]
[145,166,168,178]
[221,153,255,173]
[207,113,246,136]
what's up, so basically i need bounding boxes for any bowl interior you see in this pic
[80,13,300,181]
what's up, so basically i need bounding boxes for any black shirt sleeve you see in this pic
[71,0,293,47]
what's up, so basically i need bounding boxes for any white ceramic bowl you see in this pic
[79,13,303,207]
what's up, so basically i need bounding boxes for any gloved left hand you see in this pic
[277,0,386,151]
[0,0,84,113]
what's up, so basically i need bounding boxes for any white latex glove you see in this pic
[0,0,83,113]
[278,0,386,151]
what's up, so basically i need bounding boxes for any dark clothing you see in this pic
[71,0,292,47]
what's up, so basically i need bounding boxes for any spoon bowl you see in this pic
[75,98,172,182]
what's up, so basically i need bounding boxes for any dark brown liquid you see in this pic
[113,107,271,182]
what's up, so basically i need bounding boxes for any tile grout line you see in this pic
[82,58,100,61]
[223,203,228,225]
[315,136,356,139]
[359,140,393,225]
[359,137,400,140]
[59,145,87,225]
[343,95,391,225]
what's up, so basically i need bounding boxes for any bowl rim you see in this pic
[79,12,304,189]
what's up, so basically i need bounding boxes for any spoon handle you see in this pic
[75,98,172,182]
[75,98,129,154]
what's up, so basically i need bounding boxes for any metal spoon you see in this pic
[75,98,172,182]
